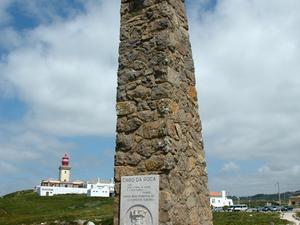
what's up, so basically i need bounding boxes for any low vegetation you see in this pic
[0,190,295,225]
[0,190,113,225]
[213,212,291,225]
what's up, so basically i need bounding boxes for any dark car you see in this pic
[262,206,271,212]
[281,206,293,211]
[270,206,280,212]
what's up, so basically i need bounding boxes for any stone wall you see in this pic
[114,0,213,224]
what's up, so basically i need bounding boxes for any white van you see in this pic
[228,204,248,212]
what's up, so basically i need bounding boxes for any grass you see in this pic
[0,190,113,225]
[0,190,295,225]
[213,212,291,225]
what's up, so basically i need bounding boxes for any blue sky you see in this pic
[1,0,300,196]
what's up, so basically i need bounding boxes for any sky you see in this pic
[0,0,299,197]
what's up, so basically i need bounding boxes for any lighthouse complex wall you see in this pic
[36,181,114,197]
[37,186,87,196]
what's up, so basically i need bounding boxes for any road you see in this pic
[281,211,300,225]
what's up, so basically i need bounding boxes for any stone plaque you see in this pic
[120,175,159,225]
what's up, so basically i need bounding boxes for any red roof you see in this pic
[210,192,222,197]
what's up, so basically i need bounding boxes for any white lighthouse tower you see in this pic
[59,153,71,182]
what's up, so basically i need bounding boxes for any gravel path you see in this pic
[282,212,300,225]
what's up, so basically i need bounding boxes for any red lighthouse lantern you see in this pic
[61,153,69,166]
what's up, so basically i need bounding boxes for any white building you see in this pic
[86,179,115,197]
[36,154,114,197]
[210,190,233,208]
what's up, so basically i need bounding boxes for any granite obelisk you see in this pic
[114,1,213,224]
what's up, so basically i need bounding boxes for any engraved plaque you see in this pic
[120,175,159,225]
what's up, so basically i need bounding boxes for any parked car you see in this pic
[256,207,264,212]
[228,204,248,212]
[213,207,223,212]
[246,208,258,212]
[262,206,271,212]
[281,206,293,211]
[270,206,280,212]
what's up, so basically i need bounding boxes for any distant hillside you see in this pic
[245,190,300,200]
[229,190,300,204]
[0,189,113,225]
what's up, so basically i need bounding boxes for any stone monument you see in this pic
[114,0,213,225]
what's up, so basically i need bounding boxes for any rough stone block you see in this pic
[114,0,212,224]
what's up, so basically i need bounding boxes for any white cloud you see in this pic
[0,124,75,166]
[210,163,300,196]
[0,0,11,26]
[0,161,18,174]
[1,1,119,136]
[220,161,239,173]
[189,0,300,194]
[257,165,271,174]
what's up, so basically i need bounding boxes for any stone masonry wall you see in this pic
[114,0,213,224]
